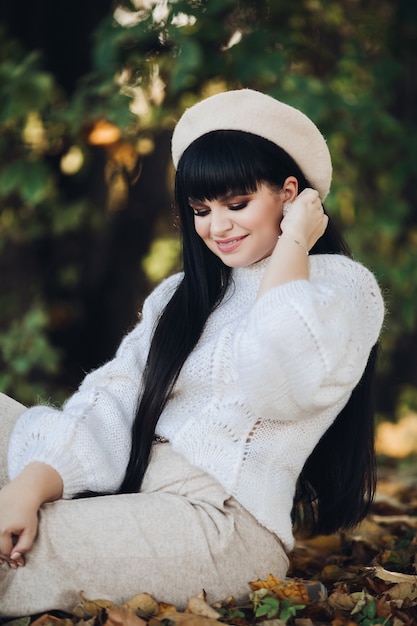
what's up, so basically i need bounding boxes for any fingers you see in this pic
[0,528,33,568]
[0,503,38,569]
[0,531,14,562]
[296,187,321,205]
[0,551,25,569]
[282,189,324,226]
[280,188,327,251]
[12,526,37,558]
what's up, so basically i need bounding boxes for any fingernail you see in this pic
[10,552,21,561]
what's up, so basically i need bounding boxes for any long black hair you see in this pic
[117,130,378,536]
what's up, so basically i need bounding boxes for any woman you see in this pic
[0,89,384,616]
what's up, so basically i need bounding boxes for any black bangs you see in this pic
[175,130,308,204]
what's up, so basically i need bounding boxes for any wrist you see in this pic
[278,232,309,255]
[13,462,63,506]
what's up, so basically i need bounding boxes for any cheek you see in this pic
[194,218,208,240]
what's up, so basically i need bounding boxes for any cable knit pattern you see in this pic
[8,254,384,550]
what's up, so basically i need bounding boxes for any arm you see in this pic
[233,255,384,420]
[0,462,63,567]
[7,273,181,498]
[1,274,180,566]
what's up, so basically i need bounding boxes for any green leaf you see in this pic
[255,596,280,619]
[0,160,54,204]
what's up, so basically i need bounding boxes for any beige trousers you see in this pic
[0,392,288,617]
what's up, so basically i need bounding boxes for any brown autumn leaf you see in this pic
[31,615,72,626]
[155,601,177,616]
[327,587,356,611]
[373,565,417,584]
[383,582,417,601]
[122,593,159,616]
[72,591,118,618]
[295,534,343,556]
[376,413,417,458]
[157,610,221,626]
[106,607,147,626]
[186,591,222,619]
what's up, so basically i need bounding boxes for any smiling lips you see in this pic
[215,235,248,253]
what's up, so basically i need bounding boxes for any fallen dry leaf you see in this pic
[373,564,417,584]
[157,610,221,626]
[383,581,417,601]
[72,591,118,618]
[186,591,221,619]
[376,413,417,457]
[31,616,72,626]
[250,574,326,606]
[327,587,356,611]
[122,593,159,616]
[106,607,147,626]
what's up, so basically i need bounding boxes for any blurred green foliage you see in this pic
[0,0,416,413]
[0,305,61,401]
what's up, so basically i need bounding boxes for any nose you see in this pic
[210,208,233,237]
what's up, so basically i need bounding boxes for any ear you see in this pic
[281,176,298,203]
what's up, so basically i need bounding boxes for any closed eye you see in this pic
[228,201,248,211]
[191,207,210,217]
[189,194,251,216]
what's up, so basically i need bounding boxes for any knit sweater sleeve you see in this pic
[232,255,384,419]
[7,273,181,497]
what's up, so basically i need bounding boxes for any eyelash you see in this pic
[192,209,210,217]
[229,201,248,211]
[192,201,248,216]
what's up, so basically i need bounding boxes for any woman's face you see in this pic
[189,183,284,267]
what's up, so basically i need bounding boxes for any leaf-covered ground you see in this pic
[1,457,417,626]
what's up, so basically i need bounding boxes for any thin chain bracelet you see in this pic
[278,234,309,256]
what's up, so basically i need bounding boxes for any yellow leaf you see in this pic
[250,575,326,605]
[297,534,343,555]
[250,573,283,591]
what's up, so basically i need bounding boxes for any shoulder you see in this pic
[309,253,385,337]
[117,272,183,347]
[149,271,183,298]
[142,271,184,315]
[310,253,381,290]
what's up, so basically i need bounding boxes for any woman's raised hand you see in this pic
[280,188,328,254]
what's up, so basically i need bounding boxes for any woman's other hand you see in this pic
[0,462,63,567]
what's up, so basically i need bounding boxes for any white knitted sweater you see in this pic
[8,254,384,550]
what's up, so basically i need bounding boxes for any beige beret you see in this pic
[171,89,332,200]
